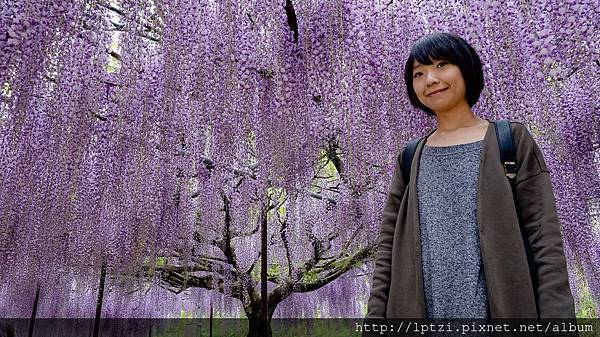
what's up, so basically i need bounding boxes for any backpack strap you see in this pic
[495,120,538,288]
[402,120,518,182]
[494,120,518,179]
[401,137,421,183]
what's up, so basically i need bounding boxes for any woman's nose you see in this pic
[426,73,439,86]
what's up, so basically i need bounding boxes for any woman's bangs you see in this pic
[411,38,456,66]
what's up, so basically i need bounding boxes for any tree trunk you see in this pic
[246,315,272,337]
[245,306,274,337]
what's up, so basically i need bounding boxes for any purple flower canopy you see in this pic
[0,0,597,318]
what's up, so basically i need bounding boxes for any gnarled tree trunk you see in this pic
[245,302,274,337]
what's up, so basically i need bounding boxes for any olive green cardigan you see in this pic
[366,121,576,319]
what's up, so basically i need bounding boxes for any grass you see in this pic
[576,281,598,318]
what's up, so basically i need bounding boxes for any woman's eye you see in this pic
[437,61,448,68]
[413,72,422,78]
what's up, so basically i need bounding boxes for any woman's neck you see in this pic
[434,110,485,133]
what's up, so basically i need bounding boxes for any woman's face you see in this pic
[412,58,468,114]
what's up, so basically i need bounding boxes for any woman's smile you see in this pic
[427,87,448,96]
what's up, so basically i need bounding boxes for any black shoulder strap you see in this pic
[494,120,518,179]
[402,120,519,181]
[401,137,421,183]
[495,120,538,282]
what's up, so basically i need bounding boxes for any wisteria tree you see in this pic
[0,0,598,336]
[148,134,378,336]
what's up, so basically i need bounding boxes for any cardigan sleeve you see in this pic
[512,123,577,319]
[365,150,407,319]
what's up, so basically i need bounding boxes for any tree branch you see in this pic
[276,210,294,277]
[384,0,394,10]
[158,269,245,301]
[285,0,299,44]
[308,191,337,205]
[246,13,256,30]
[325,136,343,176]
[291,245,375,293]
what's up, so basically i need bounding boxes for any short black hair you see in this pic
[404,32,484,116]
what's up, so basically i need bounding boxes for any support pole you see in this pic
[27,285,40,337]
[92,262,107,337]
[261,205,268,337]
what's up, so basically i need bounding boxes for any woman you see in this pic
[365,32,576,320]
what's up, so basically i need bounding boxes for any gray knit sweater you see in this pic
[417,139,489,319]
